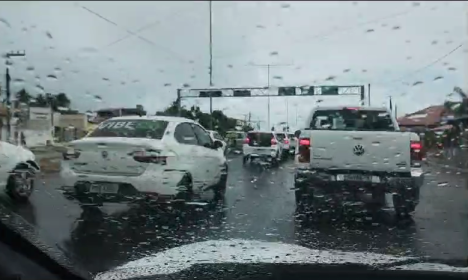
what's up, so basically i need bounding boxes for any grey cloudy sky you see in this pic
[0,1,466,130]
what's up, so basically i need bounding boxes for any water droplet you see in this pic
[0,18,11,28]
[281,3,290,8]
[366,29,374,33]
[412,81,423,86]
[47,74,57,80]
[392,26,401,30]
[164,83,171,87]
[433,76,443,81]
[270,51,279,56]
[447,67,456,71]
[46,31,53,39]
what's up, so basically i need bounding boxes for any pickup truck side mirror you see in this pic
[294,130,301,138]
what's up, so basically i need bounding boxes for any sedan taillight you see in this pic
[131,150,167,165]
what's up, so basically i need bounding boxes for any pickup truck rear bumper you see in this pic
[294,167,424,207]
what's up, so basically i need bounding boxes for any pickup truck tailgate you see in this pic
[309,130,411,173]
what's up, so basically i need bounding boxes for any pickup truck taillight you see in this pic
[410,141,425,162]
[243,138,250,144]
[298,138,311,163]
[271,138,278,145]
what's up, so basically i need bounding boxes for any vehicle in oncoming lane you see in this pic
[60,116,228,208]
[293,106,425,219]
[242,131,283,166]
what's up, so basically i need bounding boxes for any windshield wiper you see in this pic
[374,257,468,269]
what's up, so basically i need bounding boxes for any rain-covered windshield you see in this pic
[1,1,467,278]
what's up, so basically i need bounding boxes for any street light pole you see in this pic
[5,51,26,143]
[248,63,292,130]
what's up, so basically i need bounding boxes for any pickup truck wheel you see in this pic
[6,167,36,203]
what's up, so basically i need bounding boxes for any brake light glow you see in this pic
[410,141,425,163]
[410,142,422,150]
[243,138,250,144]
[284,139,290,144]
[344,107,360,110]
[271,138,277,145]
[299,139,310,146]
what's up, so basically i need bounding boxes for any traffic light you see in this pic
[321,86,339,95]
[199,91,222,98]
[233,90,251,97]
[278,87,296,96]
[300,86,315,95]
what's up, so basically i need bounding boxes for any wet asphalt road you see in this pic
[0,156,467,274]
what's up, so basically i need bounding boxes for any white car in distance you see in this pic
[0,141,40,202]
[60,116,228,208]
[242,131,283,165]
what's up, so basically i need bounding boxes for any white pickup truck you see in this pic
[293,106,425,219]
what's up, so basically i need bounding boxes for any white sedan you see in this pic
[0,141,40,202]
[60,116,228,207]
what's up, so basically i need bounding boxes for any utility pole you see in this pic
[248,63,293,130]
[5,51,26,143]
[208,0,214,130]
[367,83,371,106]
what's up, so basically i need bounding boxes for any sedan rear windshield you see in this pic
[247,132,273,145]
[88,119,169,139]
[310,109,395,132]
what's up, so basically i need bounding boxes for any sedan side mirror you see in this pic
[294,130,301,138]
[213,140,223,149]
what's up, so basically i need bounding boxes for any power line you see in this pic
[103,5,198,49]
[214,6,424,60]
[386,43,464,85]
[78,4,190,63]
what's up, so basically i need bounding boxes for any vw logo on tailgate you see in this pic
[353,144,365,156]
[102,151,109,159]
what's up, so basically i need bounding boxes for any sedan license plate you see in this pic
[89,183,119,194]
[343,174,372,182]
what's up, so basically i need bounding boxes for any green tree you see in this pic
[16,89,31,103]
[34,94,48,107]
[55,92,71,108]
[156,99,253,135]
